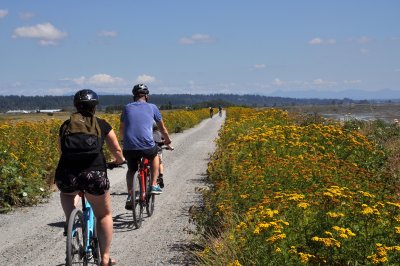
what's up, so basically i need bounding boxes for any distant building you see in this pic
[38,109,62,113]
[6,110,32,114]
[5,109,62,114]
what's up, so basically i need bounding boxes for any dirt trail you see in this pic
[0,112,225,266]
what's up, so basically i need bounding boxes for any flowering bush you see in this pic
[196,107,400,265]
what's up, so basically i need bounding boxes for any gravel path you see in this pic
[0,112,225,266]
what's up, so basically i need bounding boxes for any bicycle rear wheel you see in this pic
[131,172,143,228]
[66,208,85,266]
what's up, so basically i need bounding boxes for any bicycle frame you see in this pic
[80,192,96,254]
[138,157,150,201]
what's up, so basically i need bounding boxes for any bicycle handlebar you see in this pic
[106,160,127,170]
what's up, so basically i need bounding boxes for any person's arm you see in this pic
[156,120,172,145]
[105,129,125,164]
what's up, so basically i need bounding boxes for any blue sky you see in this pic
[0,1,399,97]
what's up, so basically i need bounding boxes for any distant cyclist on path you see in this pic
[120,84,172,209]
[209,106,214,118]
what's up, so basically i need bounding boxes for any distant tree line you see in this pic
[0,94,363,113]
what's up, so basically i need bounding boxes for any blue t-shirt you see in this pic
[120,101,162,150]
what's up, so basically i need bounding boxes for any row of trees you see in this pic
[0,94,359,113]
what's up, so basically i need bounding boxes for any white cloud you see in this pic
[98,31,117,37]
[308,37,336,45]
[357,36,371,44]
[64,74,125,87]
[47,87,74,96]
[312,78,337,86]
[344,79,362,84]
[0,9,8,18]
[360,48,369,54]
[253,64,266,69]
[88,74,124,85]
[271,78,338,89]
[273,78,286,86]
[19,11,35,20]
[12,22,67,45]
[179,34,214,45]
[71,76,86,85]
[136,74,156,84]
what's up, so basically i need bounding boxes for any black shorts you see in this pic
[123,146,158,173]
[55,169,110,196]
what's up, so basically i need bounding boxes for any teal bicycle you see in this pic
[66,190,100,265]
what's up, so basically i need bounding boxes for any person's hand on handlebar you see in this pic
[106,159,127,170]
[164,144,174,150]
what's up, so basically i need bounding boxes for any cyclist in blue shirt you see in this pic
[120,84,172,209]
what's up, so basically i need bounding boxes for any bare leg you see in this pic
[60,192,79,223]
[86,192,113,265]
[151,155,160,186]
[126,168,135,193]
[159,163,164,176]
[159,153,164,176]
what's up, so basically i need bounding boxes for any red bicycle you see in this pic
[130,157,154,229]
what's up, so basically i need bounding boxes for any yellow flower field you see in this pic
[196,107,400,265]
[0,109,209,212]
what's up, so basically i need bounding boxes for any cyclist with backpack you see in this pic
[120,84,172,209]
[55,89,124,266]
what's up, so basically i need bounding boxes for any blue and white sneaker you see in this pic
[150,185,163,195]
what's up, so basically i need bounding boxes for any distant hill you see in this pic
[0,93,370,113]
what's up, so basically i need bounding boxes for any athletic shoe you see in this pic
[150,185,163,195]
[125,196,132,210]
[157,175,164,188]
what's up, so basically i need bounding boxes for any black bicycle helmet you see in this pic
[73,89,99,108]
[132,84,149,96]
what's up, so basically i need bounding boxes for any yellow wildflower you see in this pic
[228,259,242,266]
[298,252,316,263]
[267,233,286,243]
[297,202,310,209]
[326,212,345,218]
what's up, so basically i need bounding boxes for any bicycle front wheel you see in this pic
[146,173,155,217]
[66,208,85,266]
[131,172,143,228]
[91,218,101,266]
